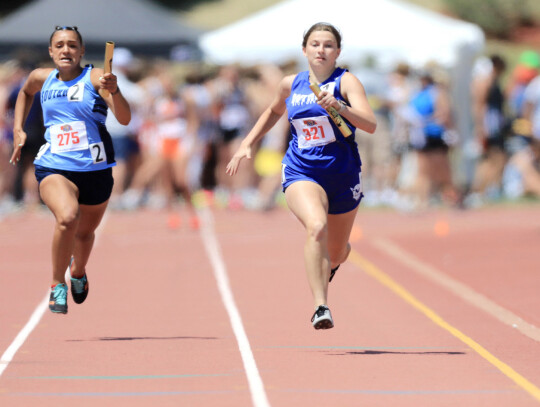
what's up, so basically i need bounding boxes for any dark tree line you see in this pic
[442,0,538,39]
[0,0,217,18]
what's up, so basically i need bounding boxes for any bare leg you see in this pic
[39,175,80,285]
[414,152,430,209]
[171,151,197,221]
[429,150,460,205]
[111,161,127,201]
[285,181,330,309]
[327,209,357,268]
[473,148,507,194]
[70,201,109,278]
[123,154,165,208]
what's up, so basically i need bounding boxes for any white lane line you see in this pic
[0,211,109,378]
[372,237,540,342]
[198,207,271,407]
[0,293,49,376]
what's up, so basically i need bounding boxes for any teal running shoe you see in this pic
[49,283,68,314]
[70,274,89,304]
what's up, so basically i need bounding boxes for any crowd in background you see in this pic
[353,50,540,211]
[2,47,540,222]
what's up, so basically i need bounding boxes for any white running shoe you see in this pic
[311,305,334,330]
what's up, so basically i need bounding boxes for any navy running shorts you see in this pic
[281,164,363,215]
[112,135,139,161]
[35,165,114,205]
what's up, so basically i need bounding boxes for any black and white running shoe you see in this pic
[329,265,340,282]
[311,305,334,330]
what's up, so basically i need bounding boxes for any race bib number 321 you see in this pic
[50,120,89,154]
[291,116,336,149]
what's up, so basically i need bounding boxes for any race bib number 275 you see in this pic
[50,120,89,154]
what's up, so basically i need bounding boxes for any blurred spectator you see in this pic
[469,54,509,205]
[5,58,44,208]
[122,63,199,228]
[508,58,540,202]
[521,59,540,143]
[105,47,145,209]
[353,65,394,207]
[0,61,19,214]
[381,62,416,205]
[503,69,540,200]
[122,61,170,210]
[399,67,460,209]
[502,136,540,200]
[182,67,220,193]
[213,64,254,208]
[244,64,289,210]
[506,51,540,119]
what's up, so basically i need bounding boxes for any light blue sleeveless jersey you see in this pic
[34,65,115,171]
[410,84,445,138]
[283,68,361,175]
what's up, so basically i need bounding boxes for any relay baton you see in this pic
[309,82,352,137]
[100,41,115,97]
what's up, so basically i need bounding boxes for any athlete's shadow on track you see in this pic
[67,336,218,341]
[331,350,465,356]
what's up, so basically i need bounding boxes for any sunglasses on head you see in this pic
[55,26,78,31]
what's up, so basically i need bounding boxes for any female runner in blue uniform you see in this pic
[10,26,131,314]
[226,22,377,329]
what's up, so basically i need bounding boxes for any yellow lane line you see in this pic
[372,237,540,342]
[349,249,540,403]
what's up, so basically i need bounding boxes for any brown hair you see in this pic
[302,22,341,49]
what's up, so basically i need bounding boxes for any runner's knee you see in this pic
[306,219,327,242]
[55,206,79,231]
[329,242,350,266]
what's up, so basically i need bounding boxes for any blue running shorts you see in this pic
[281,164,363,214]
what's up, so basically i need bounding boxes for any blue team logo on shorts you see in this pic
[61,124,73,132]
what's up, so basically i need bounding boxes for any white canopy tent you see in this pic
[199,0,484,70]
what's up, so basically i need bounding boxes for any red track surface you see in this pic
[1,203,540,406]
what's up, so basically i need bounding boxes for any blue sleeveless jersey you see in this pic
[34,65,115,171]
[283,68,361,176]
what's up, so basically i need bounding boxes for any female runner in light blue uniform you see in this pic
[227,22,376,329]
[10,26,131,314]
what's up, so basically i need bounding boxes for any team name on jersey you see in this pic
[290,82,337,107]
[41,88,68,103]
[290,92,317,107]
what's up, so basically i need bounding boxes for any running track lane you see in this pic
[1,209,257,407]
[1,204,540,406]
